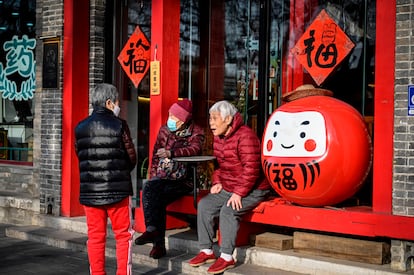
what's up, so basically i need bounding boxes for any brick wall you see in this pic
[0,166,35,196]
[36,0,64,215]
[391,0,414,271]
[35,0,106,216]
[393,0,414,216]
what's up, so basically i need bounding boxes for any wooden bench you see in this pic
[133,189,270,246]
[134,189,397,265]
[171,195,392,264]
[133,190,208,232]
[164,190,273,246]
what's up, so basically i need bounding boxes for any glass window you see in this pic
[271,0,375,116]
[179,0,205,125]
[179,0,375,205]
[180,0,375,124]
[102,0,152,201]
[180,0,262,131]
[126,0,151,179]
[0,0,36,164]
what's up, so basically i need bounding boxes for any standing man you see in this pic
[75,83,137,275]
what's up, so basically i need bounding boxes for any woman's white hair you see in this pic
[91,83,119,108]
[209,100,238,120]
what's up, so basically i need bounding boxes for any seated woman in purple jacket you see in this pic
[135,99,205,259]
[188,100,271,274]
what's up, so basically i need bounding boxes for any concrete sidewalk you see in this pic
[0,224,181,275]
[0,222,304,275]
[1,220,408,275]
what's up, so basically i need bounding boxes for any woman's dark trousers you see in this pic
[142,178,192,245]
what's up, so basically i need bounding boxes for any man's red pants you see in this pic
[83,197,134,275]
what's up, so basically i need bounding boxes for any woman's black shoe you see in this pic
[134,231,160,245]
[149,245,166,259]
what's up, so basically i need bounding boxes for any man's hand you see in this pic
[210,183,222,194]
[227,193,242,211]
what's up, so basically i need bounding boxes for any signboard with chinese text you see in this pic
[0,35,36,100]
[150,61,160,95]
[290,9,355,86]
[118,26,151,88]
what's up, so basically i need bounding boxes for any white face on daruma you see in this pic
[263,111,327,157]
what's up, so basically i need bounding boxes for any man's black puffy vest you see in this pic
[75,106,133,206]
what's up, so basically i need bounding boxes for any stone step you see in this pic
[5,220,408,275]
[5,225,301,275]
[166,228,404,275]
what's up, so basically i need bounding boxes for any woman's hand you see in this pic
[156,148,171,158]
[227,193,242,211]
[210,183,222,194]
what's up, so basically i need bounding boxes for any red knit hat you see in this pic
[169,99,192,123]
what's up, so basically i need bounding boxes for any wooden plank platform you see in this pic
[293,231,391,265]
[253,232,293,250]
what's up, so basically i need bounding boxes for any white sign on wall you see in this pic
[408,85,414,116]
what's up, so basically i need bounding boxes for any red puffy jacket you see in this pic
[212,113,270,197]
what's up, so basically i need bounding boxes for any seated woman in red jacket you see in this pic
[188,100,271,274]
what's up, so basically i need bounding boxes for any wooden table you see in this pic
[173,155,216,208]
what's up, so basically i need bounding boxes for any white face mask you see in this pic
[113,104,120,117]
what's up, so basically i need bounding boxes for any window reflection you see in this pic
[178,0,375,205]
[179,0,375,127]
[0,0,36,163]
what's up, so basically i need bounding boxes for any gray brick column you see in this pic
[392,0,414,271]
[37,0,64,215]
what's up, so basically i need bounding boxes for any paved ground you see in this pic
[0,224,180,275]
[3,222,407,275]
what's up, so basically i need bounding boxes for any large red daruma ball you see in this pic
[262,95,372,207]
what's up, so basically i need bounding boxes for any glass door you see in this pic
[180,0,263,133]
[270,0,375,116]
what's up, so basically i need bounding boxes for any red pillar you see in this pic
[148,0,180,167]
[372,0,395,213]
[61,0,90,216]
[134,0,181,231]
